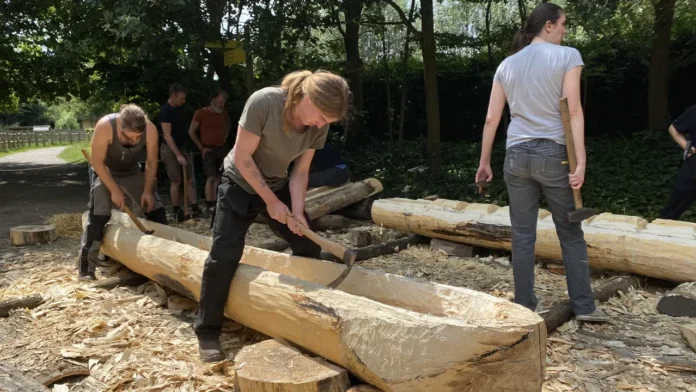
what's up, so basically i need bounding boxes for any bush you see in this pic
[341,130,692,222]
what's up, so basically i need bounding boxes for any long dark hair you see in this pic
[509,3,564,55]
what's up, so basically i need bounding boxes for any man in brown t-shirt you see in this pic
[188,89,231,213]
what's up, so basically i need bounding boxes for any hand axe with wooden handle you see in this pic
[560,98,598,223]
[286,215,356,288]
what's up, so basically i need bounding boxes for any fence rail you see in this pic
[0,130,92,153]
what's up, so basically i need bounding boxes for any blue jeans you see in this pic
[504,139,596,315]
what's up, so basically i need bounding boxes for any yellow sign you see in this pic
[205,40,241,50]
[224,48,246,66]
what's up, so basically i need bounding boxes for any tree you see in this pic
[647,0,676,131]
[383,0,441,175]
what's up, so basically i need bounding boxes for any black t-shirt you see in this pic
[674,105,696,180]
[311,144,346,172]
[157,103,188,148]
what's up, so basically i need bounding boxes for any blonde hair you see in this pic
[119,104,147,133]
[280,70,350,134]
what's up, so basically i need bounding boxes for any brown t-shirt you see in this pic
[223,87,328,193]
[193,107,228,147]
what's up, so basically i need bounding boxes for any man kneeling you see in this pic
[78,104,168,280]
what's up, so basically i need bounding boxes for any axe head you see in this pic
[567,208,598,223]
[342,249,357,266]
[327,250,358,289]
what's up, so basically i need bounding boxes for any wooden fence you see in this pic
[0,130,92,153]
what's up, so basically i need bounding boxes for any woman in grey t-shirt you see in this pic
[194,70,351,362]
[475,3,609,323]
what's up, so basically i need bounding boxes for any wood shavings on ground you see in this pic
[0,238,266,391]
[3,224,696,391]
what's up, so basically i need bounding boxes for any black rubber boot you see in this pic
[198,338,226,363]
[78,214,111,279]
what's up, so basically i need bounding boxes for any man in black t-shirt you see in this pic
[158,83,202,221]
[308,143,350,188]
[660,105,696,220]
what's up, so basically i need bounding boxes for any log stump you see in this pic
[10,225,57,246]
[658,282,696,317]
[234,340,350,392]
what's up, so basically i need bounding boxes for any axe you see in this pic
[560,98,598,223]
[180,162,192,222]
[286,215,357,289]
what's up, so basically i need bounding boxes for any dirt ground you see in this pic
[2,154,696,391]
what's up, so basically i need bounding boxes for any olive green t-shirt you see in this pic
[223,87,329,194]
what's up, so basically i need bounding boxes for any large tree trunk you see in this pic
[93,222,545,391]
[419,0,441,176]
[344,0,364,139]
[398,0,417,151]
[371,198,696,282]
[647,0,676,131]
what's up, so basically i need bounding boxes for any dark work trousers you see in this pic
[504,139,596,316]
[660,158,696,220]
[194,178,321,340]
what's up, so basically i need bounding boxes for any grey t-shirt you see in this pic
[494,42,584,149]
[223,87,328,193]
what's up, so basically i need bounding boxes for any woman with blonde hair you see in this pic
[193,70,351,362]
[475,3,608,323]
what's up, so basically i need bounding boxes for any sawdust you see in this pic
[0,239,267,391]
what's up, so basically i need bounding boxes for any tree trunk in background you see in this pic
[205,0,232,93]
[398,0,417,151]
[244,25,255,97]
[420,0,441,176]
[344,0,365,140]
[517,0,527,27]
[648,0,676,131]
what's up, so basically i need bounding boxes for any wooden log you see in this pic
[10,225,57,246]
[352,235,428,261]
[93,216,546,391]
[542,276,643,333]
[92,271,149,290]
[0,294,44,317]
[234,339,350,392]
[657,282,696,317]
[305,179,382,220]
[430,238,474,258]
[0,361,50,391]
[312,215,363,231]
[371,198,696,282]
[339,197,375,221]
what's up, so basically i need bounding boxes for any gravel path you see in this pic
[0,146,68,166]
[0,146,88,248]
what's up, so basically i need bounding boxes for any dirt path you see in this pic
[0,147,89,248]
[0,146,68,165]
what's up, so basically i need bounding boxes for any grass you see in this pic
[57,140,90,163]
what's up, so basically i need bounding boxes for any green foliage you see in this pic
[343,131,693,222]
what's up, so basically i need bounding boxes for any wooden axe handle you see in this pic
[286,215,348,262]
[182,162,189,216]
[81,148,153,235]
[559,98,584,210]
